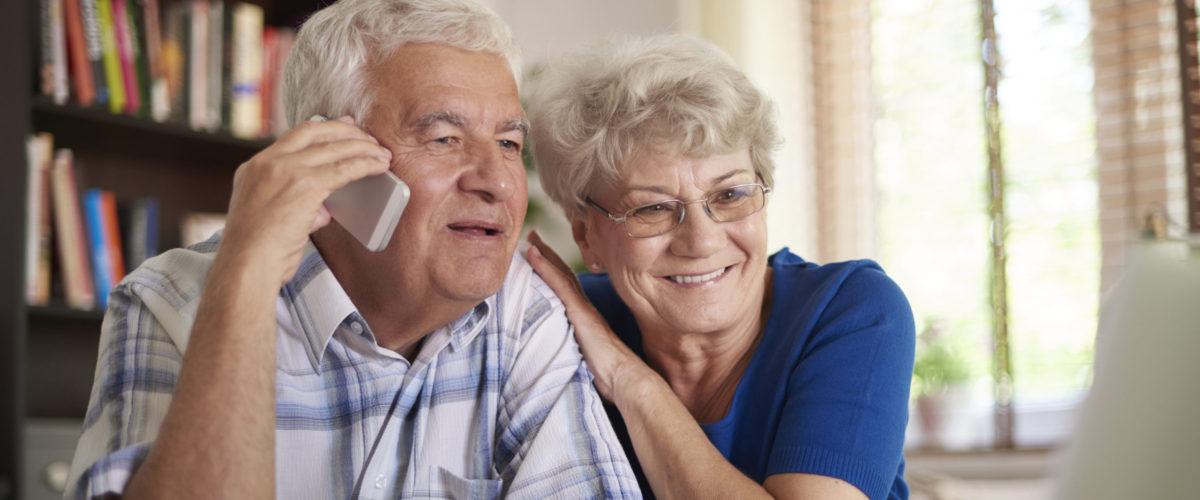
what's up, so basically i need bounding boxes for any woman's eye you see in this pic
[632,203,671,217]
[433,136,458,145]
[713,188,747,204]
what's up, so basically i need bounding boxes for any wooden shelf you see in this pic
[31,99,272,169]
[26,303,105,323]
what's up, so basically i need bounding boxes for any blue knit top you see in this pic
[581,248,915,500]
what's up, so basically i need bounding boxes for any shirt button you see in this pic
[375,473,385,489]
[351,321,364,334]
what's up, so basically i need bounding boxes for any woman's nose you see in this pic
[669,203,723,257]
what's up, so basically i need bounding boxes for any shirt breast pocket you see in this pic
[437,466,504,499]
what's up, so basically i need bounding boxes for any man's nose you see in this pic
[460,143,520,203]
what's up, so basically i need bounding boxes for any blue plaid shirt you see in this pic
[66,235,641,499]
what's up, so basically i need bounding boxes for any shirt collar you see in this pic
[282,241,495,372]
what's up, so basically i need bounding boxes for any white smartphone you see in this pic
[310,115,410,252]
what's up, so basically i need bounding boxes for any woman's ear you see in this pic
[571,215,603,273]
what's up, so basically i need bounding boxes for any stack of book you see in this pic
[39,0,296,139]
[25,132,160,310]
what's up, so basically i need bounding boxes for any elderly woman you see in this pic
[524,34,915,500]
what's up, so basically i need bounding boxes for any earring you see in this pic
[588,263,602,273]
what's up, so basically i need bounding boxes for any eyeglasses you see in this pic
[587,183,771,238]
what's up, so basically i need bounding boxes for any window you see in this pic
[873,0,1098,449]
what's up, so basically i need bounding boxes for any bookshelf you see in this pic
[3,1,322,498]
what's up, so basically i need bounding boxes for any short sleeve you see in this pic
[65,280,186,499]
[767,265,915,500]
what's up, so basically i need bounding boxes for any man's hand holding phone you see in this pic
[309,115,410,252]
[220,115,395,287]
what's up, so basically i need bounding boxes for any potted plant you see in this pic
[912,319,974,449]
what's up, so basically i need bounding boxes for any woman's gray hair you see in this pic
[527,34,779,216]
[282,0,520,128]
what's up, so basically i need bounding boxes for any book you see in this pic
[229,2,263,139]
[188,0,209,130]
[129,0,153,117]
[95,0,126,114]
[111,0,141,115]
[83,190,115,308]
[269,27,295,137]
[206,0,225,132]
[24,134,55,306]
[40,0,70,104]
[50,150,95,310]
[101,191,126,284]
[260,26,277,137]
[118,196,159,270]
[63,0,96,106]
[142,0,170,121]
[161,1,187,123]
[79,0,110,106]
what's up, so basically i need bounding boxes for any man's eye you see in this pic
[433,136,458,145]
[498,139,521,151]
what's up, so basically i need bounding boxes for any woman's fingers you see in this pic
[527,231,586,299]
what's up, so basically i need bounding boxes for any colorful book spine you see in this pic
[83,189,115,308]
[25,134,55,306]
[126,0,152,116]
[111,0,141,115]
[50,150,95,310]
[142,0,170,121]
[101,191,127,283]
[188,0,209,130]
[207,0,224,132]
[269,28,295,137]
[63,0,96,106]
[79,0,110,106]
[260,26,276,137]
[95,0,126,114]
[120,196,159,270]
[41,0,70,104]
[229,2,262,139]
[162,1,187,123]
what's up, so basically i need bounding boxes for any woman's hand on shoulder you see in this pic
[526,231,652,402]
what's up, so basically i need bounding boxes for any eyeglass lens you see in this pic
[624,184,766,237]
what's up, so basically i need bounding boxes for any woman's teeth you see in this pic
[669,267,726,284]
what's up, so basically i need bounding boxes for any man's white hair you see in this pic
[282,0,520,128]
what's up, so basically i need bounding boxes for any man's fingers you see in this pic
[283,138,392,170]
[272,116,380,154]
[311,206,332,233]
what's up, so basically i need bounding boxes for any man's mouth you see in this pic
[448,221,503,237]
[666,266,730,284]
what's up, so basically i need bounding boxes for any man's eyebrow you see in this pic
[502,118,530,137]
[409,110,466,131]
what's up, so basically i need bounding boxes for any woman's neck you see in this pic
[640,268,773,423]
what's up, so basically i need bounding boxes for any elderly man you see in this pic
[64,0,639,498]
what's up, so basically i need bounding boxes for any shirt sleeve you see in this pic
[64,278,186,500]
[767,264,915,500]
[493,265,642,500]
